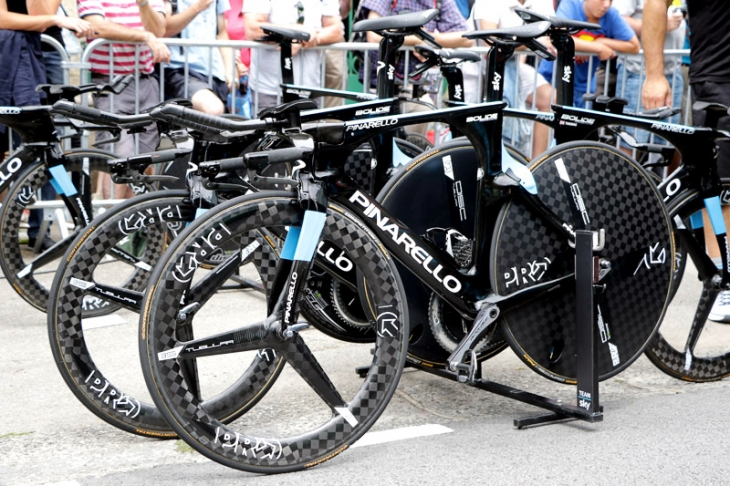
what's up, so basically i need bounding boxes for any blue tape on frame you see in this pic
[501,141,537,194]
[184,207,209,228]
[704,197,726,235]
[392,137,411,168]
[281,226,300,261]
[48,165,77,196]
[293,210,326,262]
[689,210,704,230]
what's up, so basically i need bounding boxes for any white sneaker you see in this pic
[709,290,730,323]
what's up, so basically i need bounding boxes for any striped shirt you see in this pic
[78,0,166,74]
[360,0,467,87]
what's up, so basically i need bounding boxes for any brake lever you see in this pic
[203,180,257,193]
[605,125,640,148]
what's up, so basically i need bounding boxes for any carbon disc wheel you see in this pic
[491,141,674,383]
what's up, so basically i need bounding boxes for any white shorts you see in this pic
[516,62,549,105]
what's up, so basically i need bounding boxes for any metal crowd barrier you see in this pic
[0,37,694,237]
[4,36,692,159]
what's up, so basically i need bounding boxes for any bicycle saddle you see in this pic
[693,101,730,129]
[515,8,600,33]
[0,105,50,125]
[257,98,318,119]
[259,25,310,43]
[353,9,439,34]
[693,101,730,114]
[465,22,555,59]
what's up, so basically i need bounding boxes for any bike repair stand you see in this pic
[414,229,604,428]
[510,229,603,427]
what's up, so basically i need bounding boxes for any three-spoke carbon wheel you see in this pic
[1,149,134,313]
[645,180,730,382]
[140,191,409,473]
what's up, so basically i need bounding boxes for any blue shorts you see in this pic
[616,64,684,145]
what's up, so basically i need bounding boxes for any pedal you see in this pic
[453,349,480,384]
[447,302,500,376]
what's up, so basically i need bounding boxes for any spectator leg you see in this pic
[323,49,346,108]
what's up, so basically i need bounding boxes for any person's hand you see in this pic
[595,42,616,61]
[235,57,248,78]
[145,32,171,63]
[225,73,238,92]
[409,43,427,62]
[642,75,672,110]
[57,16,94,38]
[667,9,683,32]
[194,0,214,14]
[301,29,320,49]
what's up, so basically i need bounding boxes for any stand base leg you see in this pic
[514,412,575,429]
[515,406,604,429]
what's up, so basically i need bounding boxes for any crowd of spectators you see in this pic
[0,0,694,162]
[1,0,692,136]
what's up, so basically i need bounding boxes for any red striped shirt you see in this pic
[78,0,166,75]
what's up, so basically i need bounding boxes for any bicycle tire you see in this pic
[0,149,142,314]
[48,190,284,437]
[492,141,674,383]
[644,180,730,382]
[140,191,409,473]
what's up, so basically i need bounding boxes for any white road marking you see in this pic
[351,424,452,448]
[82,314,127,330]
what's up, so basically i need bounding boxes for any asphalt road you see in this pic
[2,254,730,486]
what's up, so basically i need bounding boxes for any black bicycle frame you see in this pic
[314,102,576,318]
